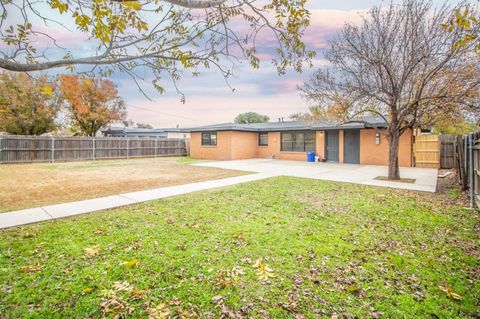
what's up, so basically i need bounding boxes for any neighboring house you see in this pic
[165,129,190,139]
[102,127,190,139]
[186,117,414,167]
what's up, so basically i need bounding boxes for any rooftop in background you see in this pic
[102,127,189,138]
[184,116,387,132]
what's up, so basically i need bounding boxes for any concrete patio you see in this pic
[194,159,438,192]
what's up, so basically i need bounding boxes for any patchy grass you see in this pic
[0,157,247,212]
[374,176,416,183]
[0,177,478,318]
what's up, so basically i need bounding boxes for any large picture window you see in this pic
[281,131,316,152]
[201,131,217,146]
[259,133,268,146]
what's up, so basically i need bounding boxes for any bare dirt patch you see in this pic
[0,157,248,212]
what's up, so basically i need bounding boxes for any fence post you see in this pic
[0,135,5,163]
[154,138,157,158]
[0,135,3,164]
[92,138,96,160]
[469,134,475,209]
[126,138,129,159]
[51,136,55,163]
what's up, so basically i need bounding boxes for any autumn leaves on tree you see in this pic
[59,75,126,136]
[0,73,61,135]
[0,73,126,136]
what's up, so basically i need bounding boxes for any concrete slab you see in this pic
[194,159,438,192]
[42,195,139,219]
[0,208,52,228]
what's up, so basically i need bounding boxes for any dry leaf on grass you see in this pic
[121,259,140,268]
[83,245,101,258]
[232,231,245,239]
[93,227,105,234]
[147,303,170,319]
[439,285,462,300]
[20,263,42,273]
[215,266,245,289]
[35,242,46,250]
[253,259,275,281]
[100,298,133,318]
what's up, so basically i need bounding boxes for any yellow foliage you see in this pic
[83,244,101,258]
[40,86,53,96]
[121,259,140,268]
[439,285,462,300]
[253,259,275,281]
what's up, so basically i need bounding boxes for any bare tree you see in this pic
[0,0,315,99]
[300,0,480,180]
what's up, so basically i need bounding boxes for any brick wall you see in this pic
[190,129,413,167]
[189,131,233,160]
[231,132,259,159]
[359,129,412,167]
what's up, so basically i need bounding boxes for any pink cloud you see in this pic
[126,91,306,127]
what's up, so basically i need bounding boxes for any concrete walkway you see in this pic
[1,159,438,229]
[194,159,438,192]
[0,172,274,229]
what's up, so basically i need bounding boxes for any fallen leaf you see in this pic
[253,259,275,281]
[82,287,94,294]
[147,303,170,319]
[20,263,42,273]
[93,227,105,234]
[84,245,101,258]
[212,295,224,304]
[232,231,245,239]
[439,285,462,300]
[121,259,140,268]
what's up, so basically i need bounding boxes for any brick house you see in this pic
[186,117,413,167]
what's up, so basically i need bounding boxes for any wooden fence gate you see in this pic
[414,134,440,168]
[440,135,456,169]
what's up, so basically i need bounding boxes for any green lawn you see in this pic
[0,177,478,318]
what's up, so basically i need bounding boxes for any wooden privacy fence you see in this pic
[0,135,189,164]
[413,134,456,169]
[414,134,440,168]
[456,131,480,208]
[440,135,456,169]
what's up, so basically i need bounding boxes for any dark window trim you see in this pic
[259,132,268,146]
[281,131,316,152]
[201,131,217,146]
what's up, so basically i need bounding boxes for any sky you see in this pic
[5,0,456,128]
[120,1,368,127]
[118,0,455,128]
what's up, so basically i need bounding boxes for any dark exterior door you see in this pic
[325,131,339,162]
[344,130,360,164]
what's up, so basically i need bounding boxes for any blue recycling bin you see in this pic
[307,152,315,162]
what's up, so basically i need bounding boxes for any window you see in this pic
[259,133,268,146]
[281,131,316,152]
[201,131,217,146]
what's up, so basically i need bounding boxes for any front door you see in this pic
[325,131,339,162]
[344,130,360,164]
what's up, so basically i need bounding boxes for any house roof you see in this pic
[102,127,188,134]
[185,116,387,132]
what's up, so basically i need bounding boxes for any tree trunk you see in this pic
[387,131,401,180]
